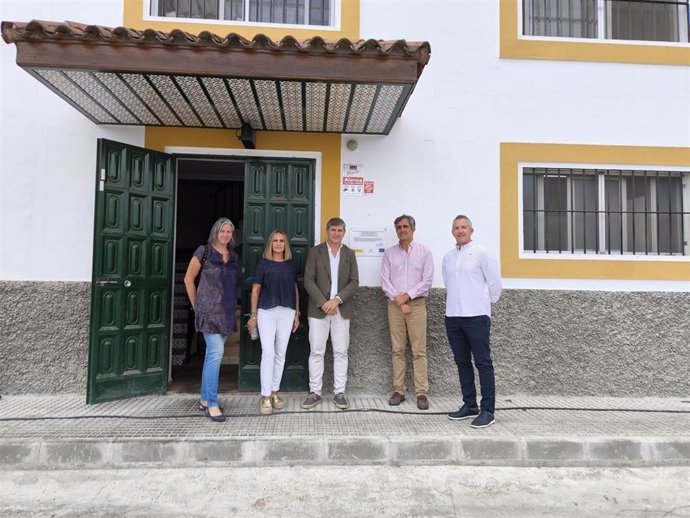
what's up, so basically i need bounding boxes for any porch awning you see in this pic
[1,20,430,135]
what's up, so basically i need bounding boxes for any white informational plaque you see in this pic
[348,228,386,256]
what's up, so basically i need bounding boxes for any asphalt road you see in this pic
[1,465,689,517]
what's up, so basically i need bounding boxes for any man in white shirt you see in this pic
[442,215,502,428]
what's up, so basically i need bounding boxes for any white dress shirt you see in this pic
[442,241,502,317]
[328,244,341,299]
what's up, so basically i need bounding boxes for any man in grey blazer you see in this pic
[302,217,359,410]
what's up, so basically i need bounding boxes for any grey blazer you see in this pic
[303,242,359,319]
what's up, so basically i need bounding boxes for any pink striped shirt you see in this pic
[381,241,434,300]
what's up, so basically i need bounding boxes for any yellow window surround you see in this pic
[145,127,341,234]
[124,0,359,41]
[501,143,690,281]
[499,0,690,66]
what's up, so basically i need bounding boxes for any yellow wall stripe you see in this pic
[145,128,341,232]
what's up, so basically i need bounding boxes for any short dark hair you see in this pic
[394,214,416,230]
[326,217,346,230]
[453,214,473,228]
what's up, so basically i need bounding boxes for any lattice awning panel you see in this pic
[3,20,430,135]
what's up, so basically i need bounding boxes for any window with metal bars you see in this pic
[151,0,332,26]
[523,0,690,42]
[523,167,689,255]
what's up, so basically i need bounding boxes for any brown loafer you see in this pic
[416,395,429,410]
[388,392,405,406]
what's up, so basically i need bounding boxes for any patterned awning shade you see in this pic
[2,21,431,135]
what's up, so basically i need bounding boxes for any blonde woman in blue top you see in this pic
[246,230,300,415]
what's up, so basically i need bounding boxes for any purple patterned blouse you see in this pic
[193,245,237,336]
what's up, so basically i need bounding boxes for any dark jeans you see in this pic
[445,315,495,414]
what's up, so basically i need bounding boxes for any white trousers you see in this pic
[308,310,350,395]
[258,306,295,397]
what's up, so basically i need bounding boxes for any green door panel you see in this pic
[87,139,175,404]
[239,159,315,392]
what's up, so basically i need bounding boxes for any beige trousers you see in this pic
[387,298,428,397]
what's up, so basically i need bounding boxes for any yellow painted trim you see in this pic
[500,0,690,66]
[145,127,340,231]
[124,0,359,41]
[500,143,690,280]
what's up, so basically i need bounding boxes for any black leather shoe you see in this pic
[199,401,224,413]
[205,407,226,423]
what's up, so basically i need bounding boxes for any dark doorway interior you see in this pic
[168,157,245,394]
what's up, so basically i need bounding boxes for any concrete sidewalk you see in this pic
[0,393,689,468]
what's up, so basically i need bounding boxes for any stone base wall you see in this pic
[0,281,90,394]
[345,288,690,398]
[1,282,688,397]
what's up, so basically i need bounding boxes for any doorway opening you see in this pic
[168,156,245,394]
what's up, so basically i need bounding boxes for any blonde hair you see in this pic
[263,230,292,261]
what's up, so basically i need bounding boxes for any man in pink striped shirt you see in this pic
[381,214,434,410]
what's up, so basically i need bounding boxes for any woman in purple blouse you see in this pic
[183,218,237,423]
[246,230,300,415]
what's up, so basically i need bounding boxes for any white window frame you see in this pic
[145,0,341,31]
[519,0,690,45]
[518,162,690,261]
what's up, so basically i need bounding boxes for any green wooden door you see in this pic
[87,139,175,404]
[240,159,314,391]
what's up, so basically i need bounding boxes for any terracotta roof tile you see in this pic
[1,20,430,64]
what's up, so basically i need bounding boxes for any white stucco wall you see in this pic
[0,0,144,281]
[343,0,690,290]
[1,0,688,291]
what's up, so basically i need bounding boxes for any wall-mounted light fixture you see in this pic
[239,123,256,149]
